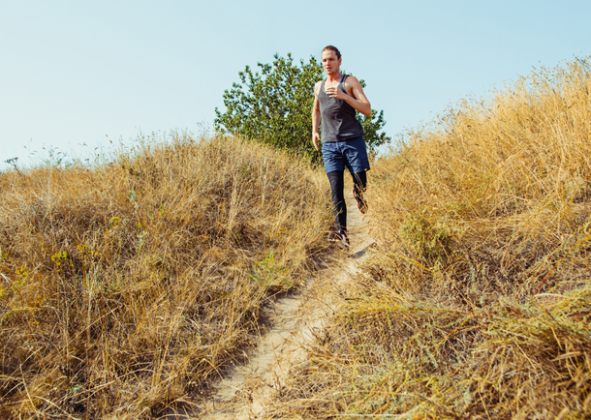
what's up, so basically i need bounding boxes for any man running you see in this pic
[312,45,371,247]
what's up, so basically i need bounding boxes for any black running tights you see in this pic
[327,170,367,233]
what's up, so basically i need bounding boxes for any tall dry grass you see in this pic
[268,58,591,418]
[0,134,332,419]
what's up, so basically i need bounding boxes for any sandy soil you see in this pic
[201,192,374,419]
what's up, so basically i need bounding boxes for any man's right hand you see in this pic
[312,132,320,151]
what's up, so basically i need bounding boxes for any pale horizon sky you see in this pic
[1,0,590,167]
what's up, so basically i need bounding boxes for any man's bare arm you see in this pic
[311,81,322,150]
[325,75,372,117]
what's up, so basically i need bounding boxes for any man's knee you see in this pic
[327,170,344,190]
[353,171,367,191]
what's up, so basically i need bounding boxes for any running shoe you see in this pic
[352,188,368,214]
[328,231,350,248]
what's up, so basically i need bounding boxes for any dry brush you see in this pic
[0,135,332,419]
[268,57,591,419]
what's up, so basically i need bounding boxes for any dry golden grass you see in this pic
[0,134,332,419]
[267,58,591,418]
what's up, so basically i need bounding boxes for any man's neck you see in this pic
[326,71,342,83]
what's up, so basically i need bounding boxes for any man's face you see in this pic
[322,50,341,76]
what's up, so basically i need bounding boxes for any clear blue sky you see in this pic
[1,0,589,167]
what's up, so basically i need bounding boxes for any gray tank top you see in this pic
[318,74,364,143]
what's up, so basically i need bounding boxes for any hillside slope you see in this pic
[0,136,332,419]
[268,57,591,419]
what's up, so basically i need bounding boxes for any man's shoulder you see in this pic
[314,80,323,94]
[344,74,361,84]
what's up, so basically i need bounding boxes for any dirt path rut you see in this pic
[202,192,373,419]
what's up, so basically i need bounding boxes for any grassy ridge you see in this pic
[0,135,332,418]
[270,58,591,418]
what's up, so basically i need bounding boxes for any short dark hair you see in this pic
[322,45,341,60]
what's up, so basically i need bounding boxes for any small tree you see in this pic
[215,53,389,161]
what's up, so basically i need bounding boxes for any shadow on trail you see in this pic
[348,243,372,260]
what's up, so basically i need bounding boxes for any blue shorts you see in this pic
[322,136,371,174]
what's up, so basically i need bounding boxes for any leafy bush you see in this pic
[214,53,389,161]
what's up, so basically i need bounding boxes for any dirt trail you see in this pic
[201,192,373,419]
